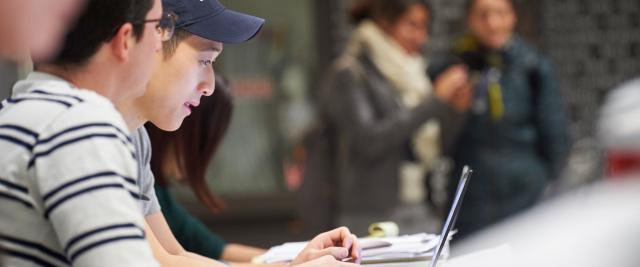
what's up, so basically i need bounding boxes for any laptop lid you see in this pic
[429,165,473,267]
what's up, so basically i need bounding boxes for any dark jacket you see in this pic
[432,35,571,236]
[299,52,463,235]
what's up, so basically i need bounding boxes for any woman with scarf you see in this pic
[300,0,472,236]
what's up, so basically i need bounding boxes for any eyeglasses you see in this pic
[132,11,178,42]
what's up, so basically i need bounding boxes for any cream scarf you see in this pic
[345,20,441,204]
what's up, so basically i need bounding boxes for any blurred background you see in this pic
[1,0,639,248]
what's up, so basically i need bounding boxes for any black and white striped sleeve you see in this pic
[32,106,159,266]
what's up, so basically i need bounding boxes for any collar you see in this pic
[12,71,75,97]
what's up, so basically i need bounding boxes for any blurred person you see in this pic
[301,0,472,236]
[146,77,267,263]
[128,0,362,266]
[0,0,82,61]
[431,0,570,238]
[443,81,640,265]
[0,0,165,265]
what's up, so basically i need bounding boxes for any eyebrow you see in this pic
[202,45,222,53]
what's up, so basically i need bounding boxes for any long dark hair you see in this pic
[349,0,432,25]
[146,76,233,213]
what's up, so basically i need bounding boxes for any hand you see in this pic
[450,82,473,112]
[434,65,470,110]
[289,227,361,266]
[291,255,361,267]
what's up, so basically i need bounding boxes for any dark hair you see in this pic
[465,0,515,15]
[49,0,154,67]
[162,29,194,59]
[147,76,233,213]
[349,0,432,25]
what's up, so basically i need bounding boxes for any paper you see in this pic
[254,233,451,264]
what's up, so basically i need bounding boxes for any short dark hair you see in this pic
[49,0,154,67]
[147,76,233,213]
[161,29,193,59]
[465,0,515,15]
[350,0,432,25]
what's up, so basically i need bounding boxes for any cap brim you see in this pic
[183,9,265,44]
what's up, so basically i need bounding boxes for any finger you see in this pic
[312,247,349,260]
[341,232,353,250]
[348,234,362,263]
[322,226,353,247]
[339,233,357,261]
[305,227,352,257]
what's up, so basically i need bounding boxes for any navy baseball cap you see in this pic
[162,0,265,44]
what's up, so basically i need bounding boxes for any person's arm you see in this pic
[143,219,227,267]
[34,111,159,266]
[222,244,266,262]
[155,184,230,259]
[147,212,361,266]
[231,257,357,267]
[436,68,472,157]
[146,212,227,265]
[153,187,283,265]
[323,65,465,160]
[532,57,571,179]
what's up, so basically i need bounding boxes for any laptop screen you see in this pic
[429,165,473,267]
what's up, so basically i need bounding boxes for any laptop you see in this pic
[428,165,473,267]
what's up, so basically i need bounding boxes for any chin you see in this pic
[162,123,181,132]
[484,39,506,50]
[154,120,183,132]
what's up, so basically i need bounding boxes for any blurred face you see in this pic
[0,0,82,61]
[126,0,164,99]
[140,35,222,131]
[386,4,430,55]
[467,0,517,50]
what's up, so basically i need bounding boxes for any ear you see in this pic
[109,23,135,63]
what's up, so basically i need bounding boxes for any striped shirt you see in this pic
[0,72,159,266]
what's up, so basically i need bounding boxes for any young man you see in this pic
[0,0,166,265]
[128,0,362,266]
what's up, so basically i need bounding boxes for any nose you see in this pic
[486,12,503,31]
[199,77,215,96]
[197,66,215,96]
[198,82,214,96]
